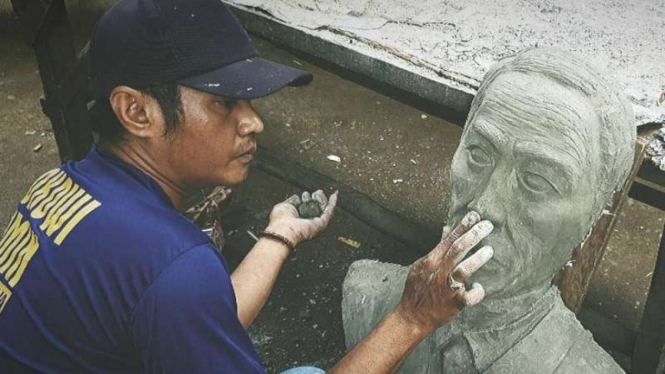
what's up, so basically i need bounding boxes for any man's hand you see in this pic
[394,211,494,337]
[232,190,337,328]
[266,190,338,247]
[328,211,493,374]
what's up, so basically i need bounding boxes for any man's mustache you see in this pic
[235,140,257,157]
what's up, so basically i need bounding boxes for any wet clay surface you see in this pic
[0,2,664,369]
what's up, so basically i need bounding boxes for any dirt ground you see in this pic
[1,2,664,372]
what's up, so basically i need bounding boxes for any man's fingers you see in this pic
[305,191,338,238]
[444,220,493,268]
[449,246,493,283]
[301,191,312,203]
[285,194,302,206]
[444,212,481,246]
[427,211,481,266]
[440,225,452,242]
[319,191,338,222]
[457,283,485,307]
[312,190,328,210]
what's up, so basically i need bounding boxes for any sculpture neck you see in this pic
[459,283,554,332]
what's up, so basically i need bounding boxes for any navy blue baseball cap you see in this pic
[90,0,312,100]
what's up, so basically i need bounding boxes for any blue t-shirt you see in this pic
[0,146,266,374]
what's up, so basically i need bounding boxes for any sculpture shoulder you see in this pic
[488,299,624,374]
[342,260,443,374]
[342,260,410,345]
[550,313,625,374]
[548,302,624,374]
[552,339,624,374]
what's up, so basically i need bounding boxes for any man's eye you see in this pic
[521,172,556,193]
[467,146,491,166]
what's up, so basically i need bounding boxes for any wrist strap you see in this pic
[259,231,296,251]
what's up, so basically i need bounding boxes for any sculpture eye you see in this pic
[468,145,491,167]
[521,172,556,194]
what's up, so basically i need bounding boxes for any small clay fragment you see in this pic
[298,200,322,219]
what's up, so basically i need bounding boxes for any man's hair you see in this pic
[465,48,636,216]
[90,81,184,146]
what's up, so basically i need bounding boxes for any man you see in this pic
[343,48,635,373]
[0,0,493,373]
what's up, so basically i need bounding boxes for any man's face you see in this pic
[448,73,600,299]
[157,86,264,188]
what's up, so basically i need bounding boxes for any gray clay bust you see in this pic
[342,48,636,374]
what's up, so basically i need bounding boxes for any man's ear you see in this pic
[109,86,162,139]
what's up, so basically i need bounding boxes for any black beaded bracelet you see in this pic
[259,231,296,251]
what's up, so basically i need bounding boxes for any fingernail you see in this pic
[478,246,494,261]
[461,211,481,227]
[477,220,494,233]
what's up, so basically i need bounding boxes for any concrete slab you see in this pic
[227,0,665,126]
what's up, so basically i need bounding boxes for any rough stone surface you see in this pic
[342,49,634,373]
[228,0,665,126]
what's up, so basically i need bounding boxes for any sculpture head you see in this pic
[448,49,635,300]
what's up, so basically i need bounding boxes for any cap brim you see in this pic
[178,57,312,100]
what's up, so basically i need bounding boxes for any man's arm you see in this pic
[231,190,338,328]
[327,311,425,374]
[132,244,266,374]
[328,211,494,374]
[230,237,289,328]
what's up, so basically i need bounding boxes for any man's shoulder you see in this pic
[56,178,211,276]
[11,157,213,296]
[18,163,209,255]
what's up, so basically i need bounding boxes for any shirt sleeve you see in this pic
[131,244,266,374]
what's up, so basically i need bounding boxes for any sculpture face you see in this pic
[448,72,601,299]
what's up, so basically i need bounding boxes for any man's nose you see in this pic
[237,101,264,136]
[466,169,509,227]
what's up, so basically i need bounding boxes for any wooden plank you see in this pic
[629,179,665,212]
[630,128,665,211]
[632,223,665,373]
[637,155,665,188]
[554,143,646,313]
[10,0,53,46]
[578,307,634,371]
[12,0,93,161]
[253,148,441,253]
[51,43,93,110]
[578,307,635,358]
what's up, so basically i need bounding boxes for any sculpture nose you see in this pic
[467,169,508,228]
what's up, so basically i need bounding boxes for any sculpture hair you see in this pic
[464,48,636,216]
